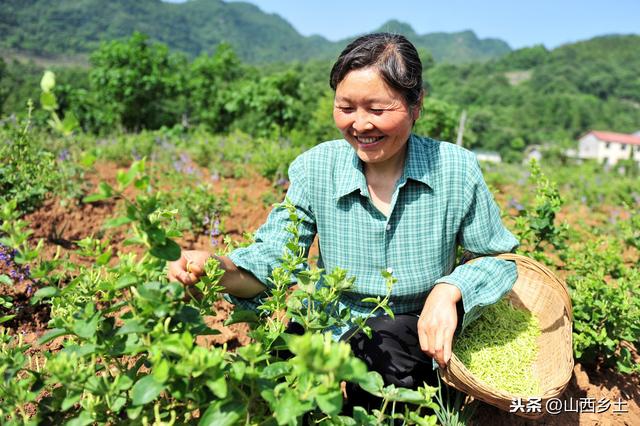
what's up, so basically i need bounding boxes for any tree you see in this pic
[89,32,181,131]
[413,97,458,142]
[186,43,244,132]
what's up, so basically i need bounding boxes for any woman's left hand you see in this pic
[417,283,462,369]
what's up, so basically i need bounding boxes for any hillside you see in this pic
[0,0,510,64]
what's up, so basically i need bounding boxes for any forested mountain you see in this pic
[1,1,638,163]
[0,0,510,64]
[426,35,640,159]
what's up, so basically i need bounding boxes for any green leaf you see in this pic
[0,274,12,285]
[355,371,384,397]
[149,238,181,261]
[62,343,96,358]
[40,91,57,111]
[65,411,94,426]
[116,319,147,335]
[61,391,83,411]
[153,359,170,383]
[352,406,379,425]
[104,216,133,228]
[38,328,68,345]
[79,153,97,168]
[131,375,165,406]
[31,286,60,304]
[273,389,311,425]
[126,406,143,420]
[0,314,16,324]
[260,361,291,379]
[72,309,100,340]
[134,176,150,190]
[316,389,343,416]
[96,249,112,266]
[83,182,114,203]
[223,309,259,326]
[82,192,109,203]
[116,170,132,188]
[199,401,244,426]
[392,387,426,404]
[116,274,138,290]
[62,112,79,134]
[205,375,228,399]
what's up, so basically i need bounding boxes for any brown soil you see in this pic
[1,161,638,425]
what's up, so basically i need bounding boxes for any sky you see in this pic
[163,0,640,50]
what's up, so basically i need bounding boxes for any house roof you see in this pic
[588,130,640,146]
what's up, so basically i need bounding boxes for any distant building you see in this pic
[576,131,640,166]
[473,150,502,163]
[524,145,543,163]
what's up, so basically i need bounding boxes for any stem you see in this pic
[377,397,390,423]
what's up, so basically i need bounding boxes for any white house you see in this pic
[577,131,640,166]
[473,150,502,163]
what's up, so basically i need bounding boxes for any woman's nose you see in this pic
[353,110,374,132]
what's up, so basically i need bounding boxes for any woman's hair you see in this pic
[329,33,423,108]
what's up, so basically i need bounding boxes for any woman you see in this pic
[168,33,518,411]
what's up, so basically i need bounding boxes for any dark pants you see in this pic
[339,301,465,415]
[284,301,465,416]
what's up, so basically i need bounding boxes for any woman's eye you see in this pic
[370,108,384,113]
[337,106,354,113]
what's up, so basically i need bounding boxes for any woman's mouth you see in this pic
[356,135,384,145]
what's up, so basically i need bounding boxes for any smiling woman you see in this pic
[169,32,519,414]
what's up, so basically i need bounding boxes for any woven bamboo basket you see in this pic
[441,253,574,419]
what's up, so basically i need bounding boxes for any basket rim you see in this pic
[440,253,574,417]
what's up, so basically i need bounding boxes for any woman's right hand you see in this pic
[168,250,212,285]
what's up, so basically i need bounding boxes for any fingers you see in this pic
[185,257,204,277]
[168,252,201,285]
[443,328,453,366]
[418,296,458,368]
[421,324,454,368]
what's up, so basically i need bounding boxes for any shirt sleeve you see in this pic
[435,156,519,331]
[224,155,317,311]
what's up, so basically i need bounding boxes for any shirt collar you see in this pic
[334,134,434,200]
[334,149,368,199]
[402,133,434,188]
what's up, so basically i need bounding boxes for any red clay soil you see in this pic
[1,161,638,425]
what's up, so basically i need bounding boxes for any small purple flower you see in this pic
[58,149,70,161]
[207,218,221,247]
[508,198,525,212]
[275,178,289,188]
[202,215,210,226]
[131,148,141,161]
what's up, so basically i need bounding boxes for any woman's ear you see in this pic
[411,90,425,122]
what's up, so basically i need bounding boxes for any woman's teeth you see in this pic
[357,136,384,144]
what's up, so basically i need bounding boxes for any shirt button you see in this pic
[386,224,391,231]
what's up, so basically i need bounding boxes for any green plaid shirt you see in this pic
[227,134,518,338]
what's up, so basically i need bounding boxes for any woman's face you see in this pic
[333,67,421,168]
